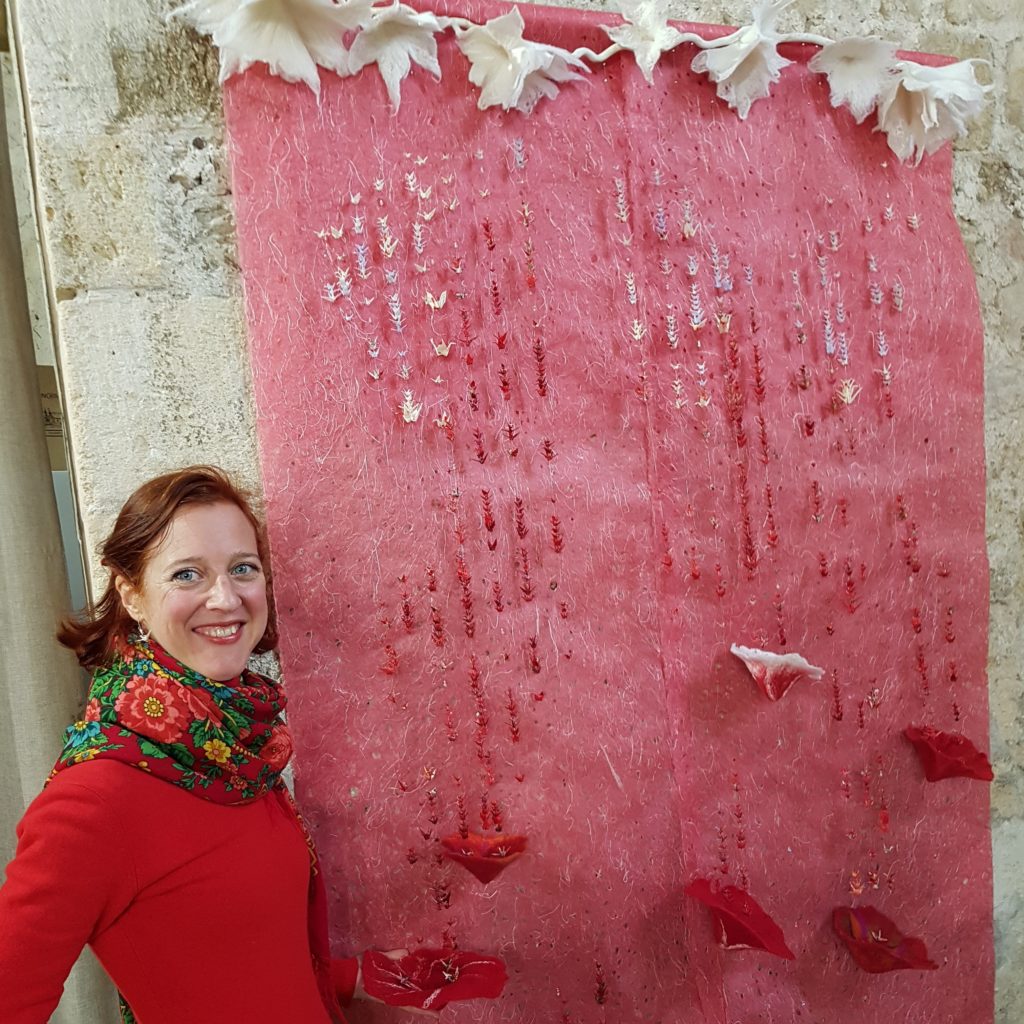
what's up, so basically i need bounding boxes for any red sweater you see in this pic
[0,761,358,1023]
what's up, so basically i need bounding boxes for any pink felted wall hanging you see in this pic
[222,3,992,1020]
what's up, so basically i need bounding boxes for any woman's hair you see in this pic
[58,466,279,668]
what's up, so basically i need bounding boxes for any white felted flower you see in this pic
[690,0,795,119]
[455,8,588,114]
[601,0,683,85]
[808,36,898,123]
[347,1,444,111]
[875,57,991,164]
[171,0,373,93]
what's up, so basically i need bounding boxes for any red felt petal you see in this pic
[685,878,795,960]
[441,832,528,884]
[833,906,938,973]
[362,948,508,1009]
[904,725,994,782]
[730,644,824,701]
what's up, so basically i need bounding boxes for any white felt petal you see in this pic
[808,37,898,123]
[178,0,367,92]
[215,1,322,92]
[692,27,760,83]
[456,9,586,114]
[696,39,790,119]
[875,59,989,163]
[347,3,443,111]
[602,0,683,85]
[730,644,825,702]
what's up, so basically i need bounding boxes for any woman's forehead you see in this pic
[147,502,258,565]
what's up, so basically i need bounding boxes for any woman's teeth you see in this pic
[198,624,240,638]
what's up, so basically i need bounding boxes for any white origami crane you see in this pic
[171,0,373,94]
[601,0,683,85]
[690,0,795,119]
[875,58,991,164]
[455,8,588,114]
[730,644,825,702]
[347,1,444,111]
[808,36,898,123]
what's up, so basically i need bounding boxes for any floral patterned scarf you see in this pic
[51,636,343,1023]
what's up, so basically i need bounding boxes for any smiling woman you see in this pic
[112,501,271,682]
[57,467,279,674]
[0,467,365,1024]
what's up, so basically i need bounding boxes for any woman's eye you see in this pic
[172,568,200,583]
[231,562,261,577]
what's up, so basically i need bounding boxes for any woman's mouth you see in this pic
[194,623,244,642]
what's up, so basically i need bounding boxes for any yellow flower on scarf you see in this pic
[203,739,231,764]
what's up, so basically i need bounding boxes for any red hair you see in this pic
[58,466,278,668]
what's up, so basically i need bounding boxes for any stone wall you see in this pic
[7,0,1022,1018]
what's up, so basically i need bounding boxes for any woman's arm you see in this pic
[0,776,130,1022]
[330,956,360,1005]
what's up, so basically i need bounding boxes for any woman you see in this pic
[0,466,382,1023]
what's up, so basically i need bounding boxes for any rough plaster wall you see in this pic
[7,0,1022,1017]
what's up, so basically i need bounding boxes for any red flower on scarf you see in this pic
[361,948,508,1010]
[175,684,225,727]
[440,832,528,884]
[685,878,795,959]
[84,698,102,722]
[114,675,188,743]
[260,727,293,770]
[904,725,993,782]
[833,906,938,973]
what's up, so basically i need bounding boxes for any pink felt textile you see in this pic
[222,3,992,1020]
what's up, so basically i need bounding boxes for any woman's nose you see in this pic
[206,574,243,609]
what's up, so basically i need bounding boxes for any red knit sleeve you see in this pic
[0,772,134,1023]
[330,956,360,1006]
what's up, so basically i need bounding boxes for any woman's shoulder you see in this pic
[25,761,168,831]
[15,763,142,858]
[43,759,153,799]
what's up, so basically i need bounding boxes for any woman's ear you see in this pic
[114,575,142,623]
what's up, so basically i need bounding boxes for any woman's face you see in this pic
[116,501,269,681]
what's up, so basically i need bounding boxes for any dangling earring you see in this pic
[135,619,150,643]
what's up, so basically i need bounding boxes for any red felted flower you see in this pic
[685,878,795,959]
[730,644,824,701]
[114,676,188,743]
[259,726,294,770]
[904,725,993,782]
[440,832,527,884]
[83,698,102,723]
[833,906,938,973]
[361,948,508,1010]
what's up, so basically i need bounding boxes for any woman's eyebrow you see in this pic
[164,552,260,569]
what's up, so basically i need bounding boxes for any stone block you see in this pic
[36,131,164,293]
[57,292,257,565]
[1008,39,1024,131]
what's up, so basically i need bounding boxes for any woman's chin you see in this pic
[178,639,254,681]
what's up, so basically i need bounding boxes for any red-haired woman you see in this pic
[0,467,400,1023]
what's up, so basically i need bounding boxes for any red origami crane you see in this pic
[361,948,508,1010]
[684,878,795,959]
[833,906,938,973]
[730,644,824,701]
[904,725,994,782]
[440,832,528,884]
